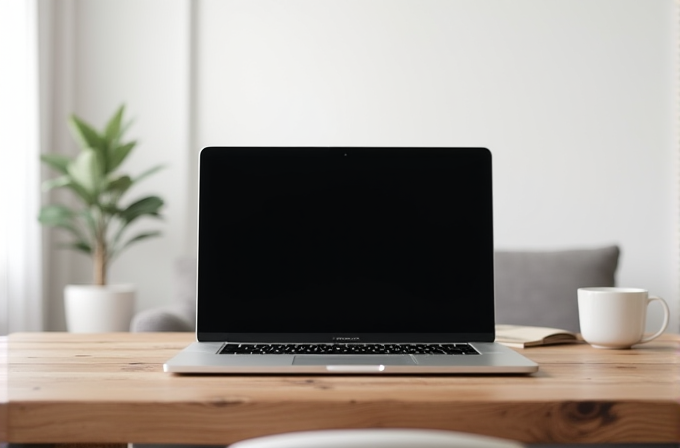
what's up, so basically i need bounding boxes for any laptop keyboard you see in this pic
[219,343,480,355]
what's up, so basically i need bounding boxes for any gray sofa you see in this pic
[131,245,620,334]
[494,245,619,333]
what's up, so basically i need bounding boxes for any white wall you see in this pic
[44,0,679,332]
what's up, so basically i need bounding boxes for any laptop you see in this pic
[164,146,538,374]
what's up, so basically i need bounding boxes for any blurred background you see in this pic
[1,0,678,333]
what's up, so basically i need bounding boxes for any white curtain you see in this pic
[0,0,44,334]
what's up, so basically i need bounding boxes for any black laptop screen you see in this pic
[196,147,495,342]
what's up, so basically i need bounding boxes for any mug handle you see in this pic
[639,295,670,344]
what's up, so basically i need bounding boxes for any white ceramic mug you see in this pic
[577,287,670,349]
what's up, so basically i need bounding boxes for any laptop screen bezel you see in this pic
[195,146,496,343]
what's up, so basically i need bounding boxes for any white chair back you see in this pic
[229,429,525,448]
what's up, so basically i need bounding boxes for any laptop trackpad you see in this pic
[293,355,416,366]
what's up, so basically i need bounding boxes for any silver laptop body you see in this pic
[164,146,538,374]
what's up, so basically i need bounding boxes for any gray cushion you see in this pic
[494,245,620,333]
[130,257,197,332]
[130,304,194,332]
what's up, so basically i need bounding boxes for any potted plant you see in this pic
[39,104,164,332]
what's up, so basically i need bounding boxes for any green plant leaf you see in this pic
[59,241,92,255]
[69,114,104,152]
[107,174,133,197]
[109,141,136,172]
[41,175,71,192]
[104,104,125,143]
[101,175,132,215]
[132,164,165,184]
[67,150,102,201]
[38,205,87,243]
[67,180,95,204]
[119,196,164,224]
[38,204,74,227]
[40,175,93,204]
[101,204,120,215]
[110,230,161,261]
[124,230,162,246]
[40,153,72,174]
[70,113,110,174]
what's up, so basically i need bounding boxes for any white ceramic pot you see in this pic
[64,284,136,333]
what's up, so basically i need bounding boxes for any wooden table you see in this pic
[5,332,680,446]
[0,336,7,443]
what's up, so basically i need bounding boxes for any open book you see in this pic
[495,324,583,348]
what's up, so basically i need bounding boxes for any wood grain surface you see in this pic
[0,336,7,443]
[6,332,680,445]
